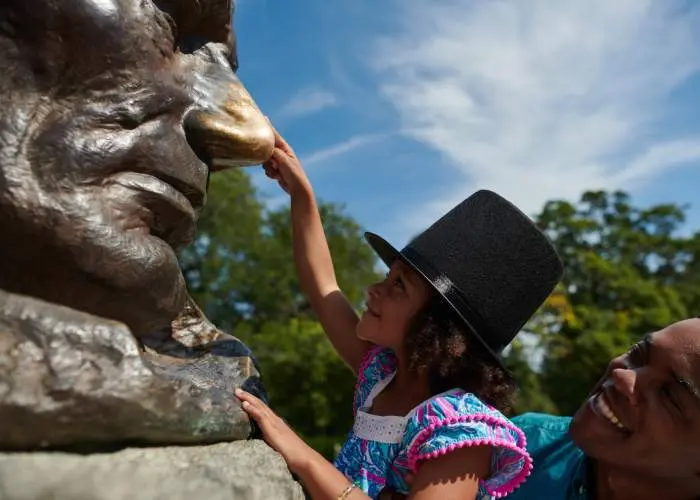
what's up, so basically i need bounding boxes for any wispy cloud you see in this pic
[302,133,388,166]
[277,87,338,119]
[372,0,700,228]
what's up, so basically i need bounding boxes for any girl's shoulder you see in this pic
[409,390,509,425]
[353,346,396,413]
[398,391,532,498]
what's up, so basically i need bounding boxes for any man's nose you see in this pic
[182,43,274,170]
[611,367,639,406]
[367,283,384,300]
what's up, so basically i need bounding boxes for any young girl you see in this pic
[236,129,563,500]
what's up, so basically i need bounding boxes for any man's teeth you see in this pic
[595,394,627,431]
[364,305,379,317]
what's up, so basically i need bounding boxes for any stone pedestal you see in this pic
[0,441,305,500]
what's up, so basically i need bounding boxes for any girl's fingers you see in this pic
[263,163,283,180]
[263,156,278,170]
[235,388,258,403]
[235,389,268,411]
[270,148,291,164]
[263,116,295,157]
[272,130,295,157]
[240,399,261,419]
[269,150,296,180]
[236,389,275,424]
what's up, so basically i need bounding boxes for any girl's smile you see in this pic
[356,261,432,349]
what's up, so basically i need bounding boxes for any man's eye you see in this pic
[661,385,683,414]
[627,343,646,365]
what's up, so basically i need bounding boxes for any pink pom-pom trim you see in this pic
[406,413,533,498]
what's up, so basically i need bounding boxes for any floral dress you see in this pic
[333,347,532,499]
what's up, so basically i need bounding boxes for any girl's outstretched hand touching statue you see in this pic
[260,126,373,375]
[262,127,311,197]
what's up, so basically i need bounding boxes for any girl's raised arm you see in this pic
[263,129,372,374]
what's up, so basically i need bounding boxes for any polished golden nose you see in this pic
[183,47,274,170]
[184,84,274,170]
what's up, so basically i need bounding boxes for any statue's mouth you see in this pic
[108,171,204,248]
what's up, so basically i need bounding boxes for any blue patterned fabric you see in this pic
[333,347,533,499]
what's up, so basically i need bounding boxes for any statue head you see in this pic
[0,0,273,336]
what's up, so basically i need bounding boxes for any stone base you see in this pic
[0,440,304,500]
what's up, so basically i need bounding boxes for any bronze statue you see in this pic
[0,0,275,450]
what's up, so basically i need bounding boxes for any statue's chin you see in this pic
[0,247,186,343]
[82,233,189,339]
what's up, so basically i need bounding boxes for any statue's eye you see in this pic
[154,0,236,65]
[179,36,208,54]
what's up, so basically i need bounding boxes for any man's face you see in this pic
[570,318,700,479]
[0,0,273,335]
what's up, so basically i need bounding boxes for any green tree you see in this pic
[179,169,266,328]
[503,338,558,415]
[527,190,698,414]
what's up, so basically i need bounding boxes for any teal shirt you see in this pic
[508,413,593,500]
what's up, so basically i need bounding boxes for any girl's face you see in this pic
[356,260,432,351]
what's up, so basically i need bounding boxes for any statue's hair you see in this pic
[404,293,516,415]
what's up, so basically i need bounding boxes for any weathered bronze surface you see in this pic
[0,0,274,450]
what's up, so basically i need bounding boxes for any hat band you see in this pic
[400,246,506,354]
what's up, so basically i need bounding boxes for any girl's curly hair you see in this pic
[404,293,516,415]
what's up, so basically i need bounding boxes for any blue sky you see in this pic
[234,0,700,247]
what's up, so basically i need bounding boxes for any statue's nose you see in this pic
[183,43,274,171]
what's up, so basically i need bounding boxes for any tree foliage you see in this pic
[514,190,699,414]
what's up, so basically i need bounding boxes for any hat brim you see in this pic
[364,231,506,370]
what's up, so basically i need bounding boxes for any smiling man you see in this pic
[509,318,700,500]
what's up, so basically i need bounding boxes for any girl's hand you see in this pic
[262,126,311,198]
[235,388,314,474]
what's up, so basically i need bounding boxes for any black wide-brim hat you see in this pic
[365,190,563,367]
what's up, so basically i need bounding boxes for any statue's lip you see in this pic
[108,171,199,248]
[107,166,207,212]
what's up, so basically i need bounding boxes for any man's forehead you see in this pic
[652,319,700,387]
